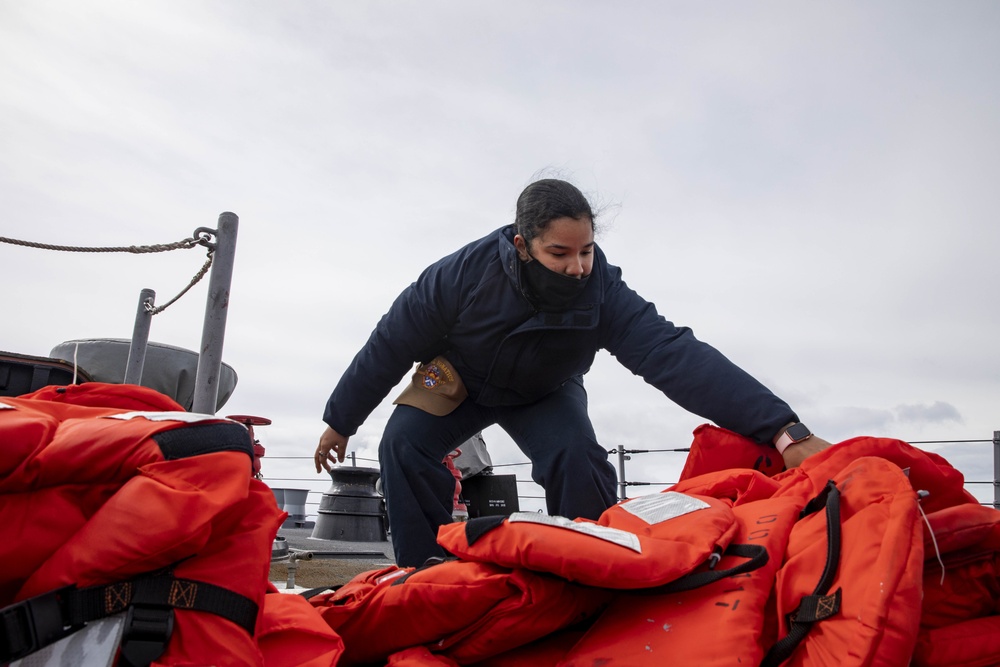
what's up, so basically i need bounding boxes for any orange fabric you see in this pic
[679,423,785,481]
[256,588,344,667]
[467,630,587,666]
[671,466,783,506]
[679,428,998,667]
[679,425,975,515]
[787,436,975,515]
[559,493,805,666]
[437,492,738,589]
[910,503,1000,667]
[774,456,923,667]
[309,560,611,666]
[444,449,465,512]
[21,381,188,411]
[387,646,461,666]
[913,616,1000,667]
[563,441,930,666]
[920,503,1000,558]
[0,383,332,666]
[298,431,989,666]
[919,504,1000,629]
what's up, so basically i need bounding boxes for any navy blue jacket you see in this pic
[324,225,796,444]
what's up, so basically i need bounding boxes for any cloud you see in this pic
[2,1,999,516]
[809,406,897,442]
[894,401,962,424]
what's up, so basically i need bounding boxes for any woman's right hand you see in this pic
[780,435,831,469]
[315,425,349,473]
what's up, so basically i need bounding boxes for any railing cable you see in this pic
[0,227,217,315]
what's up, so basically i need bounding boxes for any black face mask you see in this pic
[520,255,591,311]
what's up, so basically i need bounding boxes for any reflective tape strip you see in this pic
[103,411,226,423]
[508,512,642,553]
[618,492,710,525]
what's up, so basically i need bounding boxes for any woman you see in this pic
[316,179,828,567]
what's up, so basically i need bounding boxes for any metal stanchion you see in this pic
[124,288,155,385]
[192,212,239,414]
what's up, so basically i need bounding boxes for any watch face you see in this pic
[786,423,812,442]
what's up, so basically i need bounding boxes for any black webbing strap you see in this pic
[642,542,770,595]
[463,515,506,546]
[759,479,842,667]
[0,585,77,664]
[67,575,258,635]
[464,514,770,595]
[297,585,343,600]
[152,421,254,461]
[0,574,258,664]
[391,556,452,587]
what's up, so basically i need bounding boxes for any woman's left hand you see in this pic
[315,426,349,473]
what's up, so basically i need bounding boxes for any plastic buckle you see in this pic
[0,586,80,663]
[118,605,174,667]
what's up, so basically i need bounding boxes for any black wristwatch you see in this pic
[775,422,812,454]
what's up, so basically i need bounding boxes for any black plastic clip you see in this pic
[0,585,81,663]
[118,605,175,667]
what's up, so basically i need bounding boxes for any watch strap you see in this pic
[775,423,812,455]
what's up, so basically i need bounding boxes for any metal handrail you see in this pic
[261,431,1000,516]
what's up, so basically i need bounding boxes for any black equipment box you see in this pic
[0,351,91,398]
[461,473,520,518]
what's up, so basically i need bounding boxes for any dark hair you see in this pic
[514,179,595,246]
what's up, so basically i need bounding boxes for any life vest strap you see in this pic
[0,585,79,663]
[152,421,255,461]
[760,480,842,667]
[642,542,770,595]
[792,588,842,623]
[119,603,175,667]
[297,585,342,600]
[0,573,258,664]
[462,515,506,546]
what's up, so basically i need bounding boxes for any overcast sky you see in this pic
[3,1,998,512]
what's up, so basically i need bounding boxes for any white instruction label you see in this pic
[508,512,642,553]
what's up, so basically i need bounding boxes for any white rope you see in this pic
[916,490,946,586]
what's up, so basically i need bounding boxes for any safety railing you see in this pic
[261,430,1000,521]
[1,214,239,414]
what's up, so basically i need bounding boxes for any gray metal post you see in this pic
[192,212,239,414]
[616,447,629,502]
[124,288,155,385]
[994,430,1000,510]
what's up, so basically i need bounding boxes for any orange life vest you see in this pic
[437,491,750,590]
[911,502,1000,667]
[519,448,924,667]
[291,428,995,666]
[308,559,612,666]
[0,383,344,666]
[558,489,807,666]
[294,435,944,666]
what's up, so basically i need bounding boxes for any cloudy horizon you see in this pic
[3,1,998,512]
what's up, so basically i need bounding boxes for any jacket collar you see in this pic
[497,225,605,308]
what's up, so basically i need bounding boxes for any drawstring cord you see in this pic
[916,489,946,585]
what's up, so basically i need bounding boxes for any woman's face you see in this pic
[514,216,595,278]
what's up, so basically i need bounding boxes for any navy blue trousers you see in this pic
[378,377,618,566]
